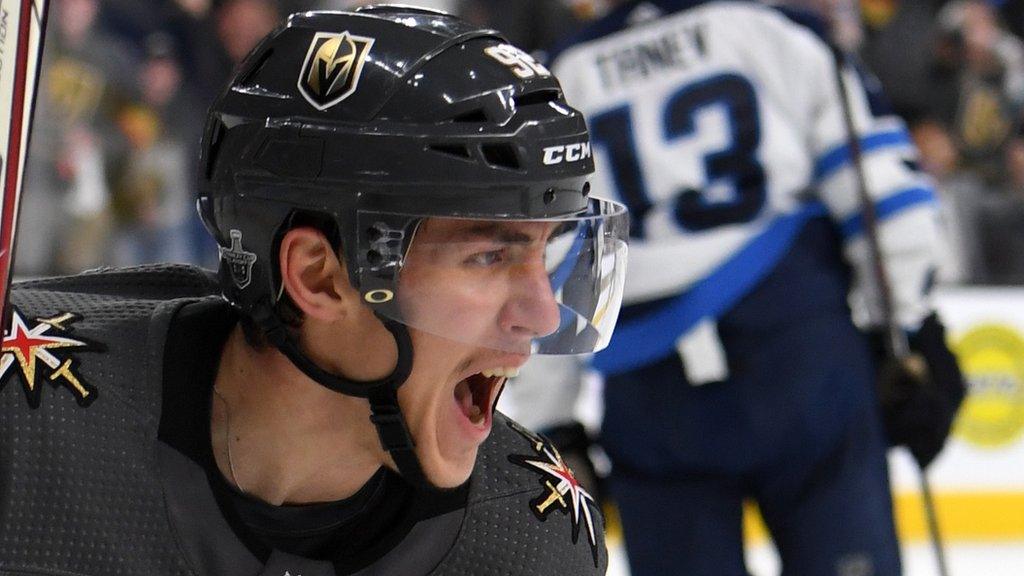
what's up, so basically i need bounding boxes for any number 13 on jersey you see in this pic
[589,73,766,238]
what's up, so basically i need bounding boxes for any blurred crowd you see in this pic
[14,0,1024,286]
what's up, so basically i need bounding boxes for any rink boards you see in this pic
[887,287,1024,543]
[743,286,1024,545]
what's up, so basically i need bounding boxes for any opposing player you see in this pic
[0,8,629,575]
[505,1,965,574]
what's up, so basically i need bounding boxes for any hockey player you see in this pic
[503,1,966,575]
[0,8,630,575]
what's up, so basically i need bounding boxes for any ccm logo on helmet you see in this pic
[543,142,593,166]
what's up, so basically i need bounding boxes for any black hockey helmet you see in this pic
[196,6,628,485]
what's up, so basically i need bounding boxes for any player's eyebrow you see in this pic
[443,222,537,244]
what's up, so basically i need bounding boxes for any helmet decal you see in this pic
[484,43,551,79]
[542,141,593,166]
[297,31,375,111]
[363,289,394,304]
[220,229,257,290]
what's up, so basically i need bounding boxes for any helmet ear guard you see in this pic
[353,213,421,317]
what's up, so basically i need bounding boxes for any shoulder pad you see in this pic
[16,264,219,300]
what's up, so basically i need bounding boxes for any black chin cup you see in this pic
[258,307,429,488]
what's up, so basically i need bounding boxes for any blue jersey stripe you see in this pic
[592,202,828,375]
[813,130,912,181]
[839,187,936,239]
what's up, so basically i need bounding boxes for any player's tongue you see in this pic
[454,373,499,425]
[455,379,478,420]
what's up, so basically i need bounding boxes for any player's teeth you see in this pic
[480,367,519,378]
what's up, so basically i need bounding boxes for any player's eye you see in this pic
[465,248,506,267]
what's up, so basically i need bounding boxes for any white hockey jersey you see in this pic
[549,0,942,377]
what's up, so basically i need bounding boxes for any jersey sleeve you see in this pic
[809,50,944,331]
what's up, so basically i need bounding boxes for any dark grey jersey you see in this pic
[0,265,607,575]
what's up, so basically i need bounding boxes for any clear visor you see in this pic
[368,197,628,355]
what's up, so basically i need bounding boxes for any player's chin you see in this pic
[420,444,479,489]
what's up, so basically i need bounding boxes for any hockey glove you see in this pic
[876,313,967,469]
[540,421,604,503]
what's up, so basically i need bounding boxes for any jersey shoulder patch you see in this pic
[0,306,103,408]
[5,265,220,413]
[466,413,605,570]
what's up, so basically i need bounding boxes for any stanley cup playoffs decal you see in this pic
[297,31,374,111]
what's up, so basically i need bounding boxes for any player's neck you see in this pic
[209,325,386,506]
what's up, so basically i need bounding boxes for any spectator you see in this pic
[16,0,137,276]
[860,0,949,125]
[463,0,590,56]
[910,0,1024,284]
[109,34,195,267]
[928,0,1024,185]
[216,0,280,65]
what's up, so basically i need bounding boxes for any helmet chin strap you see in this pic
[257,308,431,490]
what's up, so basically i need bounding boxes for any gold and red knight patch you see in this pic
[506,419,601,567]
[0,307,101,408]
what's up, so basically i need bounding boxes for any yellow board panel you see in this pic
[604,493,1024,546]
[742,492,1024,544]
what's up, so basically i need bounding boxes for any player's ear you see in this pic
[278,227,354,321]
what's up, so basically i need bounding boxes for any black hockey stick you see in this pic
[0,0,50,325]
[830,48,951,576]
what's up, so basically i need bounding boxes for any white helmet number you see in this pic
[484,44,551,79]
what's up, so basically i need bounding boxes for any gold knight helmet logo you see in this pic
[298,31,375,111]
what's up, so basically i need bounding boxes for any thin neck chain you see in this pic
[212,386,246,494]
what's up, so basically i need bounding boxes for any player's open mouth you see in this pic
[454,367,517,427]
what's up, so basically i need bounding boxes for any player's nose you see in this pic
[499,259,561,341]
